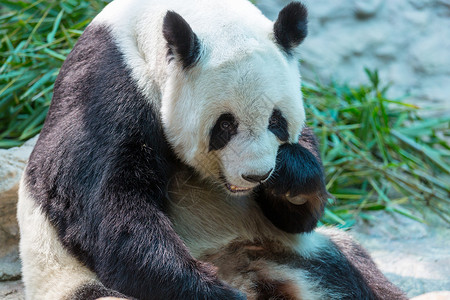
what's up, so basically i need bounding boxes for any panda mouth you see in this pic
[225,183,253,193]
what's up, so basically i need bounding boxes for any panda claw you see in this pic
[286,194,308,205]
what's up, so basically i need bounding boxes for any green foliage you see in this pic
[1,1,449,225]
[305,69,450,227]
[0,0,108,148]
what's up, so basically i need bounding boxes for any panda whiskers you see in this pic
[263,168,279,188]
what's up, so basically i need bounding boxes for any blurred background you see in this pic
[0,0,449,299]
[258,0,450,114]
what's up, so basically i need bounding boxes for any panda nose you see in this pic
[242,169,273,183]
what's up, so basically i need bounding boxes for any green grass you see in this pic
[0,0,108,148]
[1,1,449,226]
[306,69,450,227]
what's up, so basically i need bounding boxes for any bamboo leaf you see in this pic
[20,70,55,100]
[46,9,64,43]
[392,130,450,173]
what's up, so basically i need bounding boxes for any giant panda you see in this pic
[17,0,406,299]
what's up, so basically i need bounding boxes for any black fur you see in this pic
[268,109,289,142]
[300,249,377,299]
[26,24,244,300]
[273,2,308,53]
[286,236,407,300]
[288,246,378,299]
[69,282,132,300]
[242,170,271,183]
[251,239,389,299]
[327,233,407,300]
[209,113,239,151]
[254,278,297,300]
[255,127,328,233]
[163,11,201,69]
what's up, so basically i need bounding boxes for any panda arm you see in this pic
[31,144,242,300]
[255,127,328,233]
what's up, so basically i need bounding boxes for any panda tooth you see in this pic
[226,183,251,192]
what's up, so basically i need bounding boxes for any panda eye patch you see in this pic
[209,113,238,151]
[268,109,288,142]
[269,114,279,127]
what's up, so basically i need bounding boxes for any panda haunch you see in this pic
[17,0,406,299]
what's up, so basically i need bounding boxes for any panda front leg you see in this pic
[255,127,329,233]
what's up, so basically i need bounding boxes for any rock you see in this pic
[0,136,38,281]
[354,0,384,18]
[306,1,353,21]
[403,10,430,26]
[437,0,450,9]
[411,291,450,300]
[352,208,450,298]
[0,251,20,281]
[374,44,398,59]
[410,34,450,74]
[255,0,450,116]
[408,0,435,9]
[0,280,24,300]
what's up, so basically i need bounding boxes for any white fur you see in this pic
[17,175,100,300]
[93,0,306,189]
[168,170,329,258]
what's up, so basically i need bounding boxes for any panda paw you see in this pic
[255,144,329,233]
[264,143,328,202]
[256,143,329,233]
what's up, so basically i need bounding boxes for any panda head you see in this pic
[161,2,308,195]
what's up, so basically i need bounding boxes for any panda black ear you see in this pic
[163,11,201,69]
[273,2,308,54]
